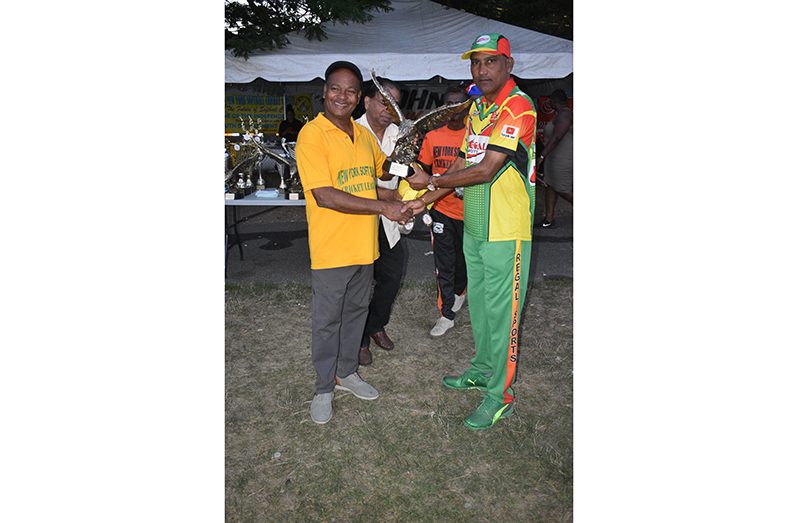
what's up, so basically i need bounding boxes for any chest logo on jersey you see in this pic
[500,125,519,140]
[471,108,499,123]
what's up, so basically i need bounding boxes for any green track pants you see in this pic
[463,233,531,404]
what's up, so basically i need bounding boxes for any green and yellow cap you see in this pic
[461,33,511,60]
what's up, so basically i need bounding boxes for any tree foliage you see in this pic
[432,0,572,40]
[225,0,571,59]
[225,0,392,58]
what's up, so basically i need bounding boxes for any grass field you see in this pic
[226,279,573,522]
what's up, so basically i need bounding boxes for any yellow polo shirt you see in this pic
[296,113,387,270]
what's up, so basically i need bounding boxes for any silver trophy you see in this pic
[254,138,301,200]
[225,130,264,199]
[255,155,266,190]
[281,139,303,200]
[235,173,246,198]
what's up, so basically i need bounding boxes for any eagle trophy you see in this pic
[371,70,472,172]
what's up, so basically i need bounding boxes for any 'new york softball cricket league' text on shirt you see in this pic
[296,113,387,270]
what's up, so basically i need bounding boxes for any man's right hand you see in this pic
[406,163,432,190]
[402,198,427,216]
[381,200,414,224]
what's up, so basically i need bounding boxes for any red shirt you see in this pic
[417,125,467,220]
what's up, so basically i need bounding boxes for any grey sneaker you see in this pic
[452,293,466,313]
[335,372,379,400]
[310,392,333,424]
[430,316,455,337]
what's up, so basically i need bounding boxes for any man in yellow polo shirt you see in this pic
[406,34,537,430]
[296,61,413,425]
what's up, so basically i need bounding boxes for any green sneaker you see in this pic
[442,369,488,391]
[464,396,513,430]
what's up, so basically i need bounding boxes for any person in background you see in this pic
[278,104,304,142]
[537,89,572,228]
[405,33,537,430]
[416,85,470,337]
[355,77,406,366]
[295,61,413,425]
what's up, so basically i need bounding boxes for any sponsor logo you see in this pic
[466,135,489,163]
[508,251,522,364]
[476,35,491,45]
[500,125,518,139]
[467,136,488,153]
[433,222,444,234]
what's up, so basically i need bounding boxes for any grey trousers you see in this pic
[311,263,374,394]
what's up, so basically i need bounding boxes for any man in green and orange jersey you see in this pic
[406,33,537,430]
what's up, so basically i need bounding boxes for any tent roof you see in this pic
[225,0,572,83]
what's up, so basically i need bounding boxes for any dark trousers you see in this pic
[361,224,406,346]
[430,208,467,320]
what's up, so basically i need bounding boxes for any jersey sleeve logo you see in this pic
[500,125,519,140]
[466,135,489,164]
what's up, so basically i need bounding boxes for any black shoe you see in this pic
[541,219,553,228]
[369,330,395,351]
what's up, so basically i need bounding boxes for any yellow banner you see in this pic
[289,94,315,122]
[225,94,283,134]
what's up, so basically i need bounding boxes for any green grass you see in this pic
[226,279,572,522]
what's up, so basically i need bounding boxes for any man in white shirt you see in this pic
[354,77,405,366]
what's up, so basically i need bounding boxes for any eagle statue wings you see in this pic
[371,70,472,166]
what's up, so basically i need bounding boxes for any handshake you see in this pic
[380,161,435,227]
[380,197,428,226]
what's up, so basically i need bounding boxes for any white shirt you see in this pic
[355,114,401,248]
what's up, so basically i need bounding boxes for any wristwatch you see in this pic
[427,176,438,192]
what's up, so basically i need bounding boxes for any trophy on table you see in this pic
[255,137,302,200]
[280,138,303,200]
[371,71,472,229]
[245,173,254,195]
[235,173,247,199]
[225,141,262,200]
[255,162,266,190]
[225,117,267,199]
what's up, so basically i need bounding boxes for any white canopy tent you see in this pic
[225,0,572,83]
